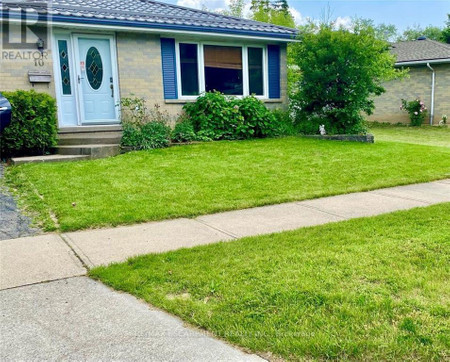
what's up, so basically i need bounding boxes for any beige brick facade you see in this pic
[0,26,55,97]
[369,63,450,125]
[1,27,288,126]
[115,32,288,120]
[115,32,182,119]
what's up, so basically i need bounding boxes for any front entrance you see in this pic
[54,33,120,127]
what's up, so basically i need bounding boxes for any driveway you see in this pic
[0,164,39,240]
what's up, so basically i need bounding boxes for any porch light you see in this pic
[36,38,44,54]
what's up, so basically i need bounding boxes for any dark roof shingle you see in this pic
[391,39,450,64]
[2,0,297,39]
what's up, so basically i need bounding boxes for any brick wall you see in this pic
[369,63,450,125]
[115,33,288,121]
[0,26,55,97]
[0,29,288,123]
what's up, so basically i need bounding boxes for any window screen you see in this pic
[180,43,199,96]
[248,47,264,96]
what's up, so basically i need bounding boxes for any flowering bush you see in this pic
[400,98,427,126]
[120,97,172,150]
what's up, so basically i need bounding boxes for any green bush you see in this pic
[121,121,171,150]
[120,97,171,150]
[171,116,196,143]
[271,109,297,136]
[231,96,277,138]
[183,92,281,140]
[290,25,405,135]
[0,90,57,158]
[183,91,241,140]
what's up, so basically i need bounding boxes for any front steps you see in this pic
[11,125,122,165]
[55,144,120,159]
[11,154,90,165]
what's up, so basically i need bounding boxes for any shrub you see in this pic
[120,97,171,150]
[400,98,427,126]
[121,122,171,150]
[271,109,297,136]
[183,91,242,140]
[231,96,277,138]
[171,115,196,143]
[290,25,405,134]
[183,92,281,140]
[0,90,57,158]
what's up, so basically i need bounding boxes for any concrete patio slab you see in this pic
[372,180,450,204]
[301,191,428,219]
[0,277,262,361]
[64,218,233,267]
[0,234,86,290]
[197,202,343,238]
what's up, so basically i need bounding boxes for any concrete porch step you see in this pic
[58,133,122,145]
[58,125,122,134]
[11,154,90,165]
[55,144,120,159]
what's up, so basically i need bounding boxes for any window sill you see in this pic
[165,98,283,104]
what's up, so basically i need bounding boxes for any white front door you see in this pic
[76,36,117,124]
[54,33,119,127]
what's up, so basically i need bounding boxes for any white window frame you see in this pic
[175,40,268,100]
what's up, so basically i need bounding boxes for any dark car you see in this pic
[0,92,12,133]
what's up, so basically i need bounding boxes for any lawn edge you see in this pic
[3,165,58,232]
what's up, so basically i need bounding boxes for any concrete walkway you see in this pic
[1,179,448,360]
[1,179,449,290]
[1,277,262,361]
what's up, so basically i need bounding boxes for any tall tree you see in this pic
[220,0,246,18]
[398,24,444,42]
[272,0,290,14]
[250,0,295,27]
[352,18,398,42]
[442,14,450,43]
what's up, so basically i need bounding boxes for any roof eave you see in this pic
[395,58,450,66]
[2,11,298,42]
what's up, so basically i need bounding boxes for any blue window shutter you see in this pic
[267,45,280,99]
[160,38,178,99]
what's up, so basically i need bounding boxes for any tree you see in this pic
[398,24,444,42]
[351,18,398,42]
[220,0,246,18]
[272,0,289,14]
[290,25,405,135]
[442,14,450,43]
[250,0,295,27]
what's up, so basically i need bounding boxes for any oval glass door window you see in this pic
[86,47,103,90]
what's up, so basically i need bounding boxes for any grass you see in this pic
[6,136,450,231]
[369,124,450,147]
[91,203,450,360]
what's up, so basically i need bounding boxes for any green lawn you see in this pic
[369,124,450,147]
[6,136,450,231]
[91,203,450,360]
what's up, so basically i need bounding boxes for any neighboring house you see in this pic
[370,38,450,125]
[0,0,296,131]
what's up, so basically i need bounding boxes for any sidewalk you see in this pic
[1,179,448,360]
[1,179,449,290]
[1,277,262,361]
